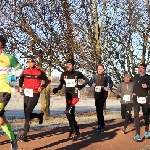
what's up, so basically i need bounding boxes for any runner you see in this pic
[0,35,23,150]
[89,64,113,132]
[53,59,89,140]
[116,74,134,134]
[132,63,150,141]
[18,56,50,142]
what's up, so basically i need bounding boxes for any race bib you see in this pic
[137,97,146,104]
[123,95,130,101]
[95,86,101,92]
[24,88,33,97]
[0,102,4,111]
[66,79,76,87]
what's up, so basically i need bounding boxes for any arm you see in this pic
[116,83,122,98]
[78,72,89,86]
[40,71,50,88]
[108,76,113,89]
[10,55,23,77]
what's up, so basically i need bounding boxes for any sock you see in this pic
[1,122,15,141]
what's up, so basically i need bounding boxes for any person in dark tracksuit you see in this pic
[89,64,113,132]
[132,63,150,141]
[18,56,50,142]
[53,59,89,140]
[116,74,134,134]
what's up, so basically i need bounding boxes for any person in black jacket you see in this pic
[53,59,89,140]
[89,64,113,132]
[132,63,150,141]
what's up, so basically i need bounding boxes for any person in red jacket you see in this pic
[18,56,50,142]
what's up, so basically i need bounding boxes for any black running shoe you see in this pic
[72,132,80,140]
[68,129,75,138]
[19,135,27,142]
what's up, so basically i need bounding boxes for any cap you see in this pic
[124,74,130,78]
[0,35,6,46]
[66,59,75,66]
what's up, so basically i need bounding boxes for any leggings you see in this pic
[133,97,149,135]
[66,104,79,132]
[95,97,106,127]
[121,103,132,129]
[24,93,40,136]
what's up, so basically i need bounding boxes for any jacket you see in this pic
[116,82,134,104]
[57,69,89,101]
[19,66,50,93]
[133,74,150,97]
[89,73,113,98]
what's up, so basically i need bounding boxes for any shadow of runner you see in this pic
[32,119,124,150]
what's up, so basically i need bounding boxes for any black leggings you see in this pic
[121,103,132,129]
[66,104,79,132]
[133,97,149,135]
[95,97,106,127]
[24,93,40,136]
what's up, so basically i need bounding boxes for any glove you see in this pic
[53,88,59,94]
[77,84,85,90]
[64,104,74,114]
[6,75,17,82]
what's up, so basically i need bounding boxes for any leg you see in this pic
[0,93,18,149]
[121,104,126,119]
[23,93,40,137]
[133,97,142,141]
[96,97,106,131]
[133,101,140,135]
[142,102,149,132]
[124,103,132,130]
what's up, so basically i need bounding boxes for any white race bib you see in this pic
[123,95,130,101]
[24,88,33,97]
[95,86,101,92]
[66,79,76,87]
[137,97,146,104]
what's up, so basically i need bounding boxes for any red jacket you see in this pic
[19,66,50,93]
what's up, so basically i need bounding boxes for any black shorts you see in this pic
[0,92,11,116]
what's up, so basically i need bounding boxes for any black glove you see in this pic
[64,104,74,114]
[53,88,59,94]
[77,84,85,90]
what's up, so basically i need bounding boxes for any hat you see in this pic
[0,35,6,46]
[139,63,147,68]
[66,59,75,66]
[124,74,130,78]
[27,56,36,63]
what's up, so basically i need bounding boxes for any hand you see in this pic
[103,87,108,91]
[132,93,136,98]
[53,88,59,94]
[142,84,147,88]
[18,87,23,93]
[38,87,43,92]
[92,83,96,87]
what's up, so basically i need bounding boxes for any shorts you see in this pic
[0,92,11,117]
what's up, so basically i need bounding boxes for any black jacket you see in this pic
[89,73,113,98]
[133,74,150,97]
[57,69,89,99]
